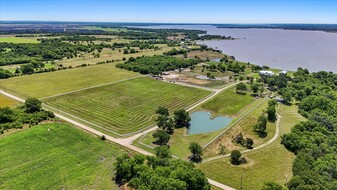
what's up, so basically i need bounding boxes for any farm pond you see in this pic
[188,111,232,135]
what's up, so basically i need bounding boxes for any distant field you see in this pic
[198,105,306,190]
[44,77,211,134]
[83,26,128,32]
[0,123,127,189]
[0,37,39,43]
[200,87,255,116]
[0,94,19,107]
[0,63,140,98]
[58,45,176,67]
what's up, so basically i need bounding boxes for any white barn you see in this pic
[259,70,274,76]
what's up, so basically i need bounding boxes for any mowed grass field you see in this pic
[0,63,140,98]
[44,77,211,134]
[0,37,40,43]
[198,105,306,190]
[0,94,19,107]
[199,87,255,116]
[0,123,128,190]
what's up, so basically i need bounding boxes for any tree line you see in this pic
[0,98,55,134]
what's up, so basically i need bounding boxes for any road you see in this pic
[0,82,239,190]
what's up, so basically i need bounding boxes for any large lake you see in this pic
[139,25,337,72]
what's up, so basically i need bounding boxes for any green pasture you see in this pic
[0,37,39,44]
[0,63,140,98]
[0,123,127,190]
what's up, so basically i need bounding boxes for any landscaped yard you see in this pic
[0,123,128,190]
[0,63,140,98]
[44,77,211,134]
[198,104,306,190]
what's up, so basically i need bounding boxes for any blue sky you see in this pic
[1,0,337,23]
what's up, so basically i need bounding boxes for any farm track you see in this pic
[0,81,239,190]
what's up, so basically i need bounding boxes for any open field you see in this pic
[200,87,255,116]
[0,123,128,190]
[198,104,306,190]
[44,77,211,134]
[0,63,140,98]
[0,93,20,107]
[0,37,40,43]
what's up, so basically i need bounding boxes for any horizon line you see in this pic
[1,20,337,25]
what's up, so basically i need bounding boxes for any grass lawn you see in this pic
[0,93,20,107]
[0,37,39,43]
[200,87,255,117]
[0,63,140,98]
[44,77,211,134]
[0,123,128,190]
[198,104,306,190]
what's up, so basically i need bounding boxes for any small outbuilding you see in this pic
[259,70,274,76]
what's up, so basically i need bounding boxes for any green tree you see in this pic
[154,145,171,159]
[251,83,260,93]
[261,181,285,190]
[245,138,254,149]
[173,109,191,128]
[156,106,169,116]
[236,83,247,94]
[152,130,170,145]
[267,106,277,122]
[254,114,268,137]
[230,150,242,165]
[189,142,202,162]
[25,98,42,113]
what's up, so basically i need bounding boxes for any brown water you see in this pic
[141,25,337,72]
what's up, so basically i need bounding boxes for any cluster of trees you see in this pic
[253,114,268,137]
[233,133,254,149]
[163,48,188,56]
[236,83,248,94]
[230,150,247,165]
[113,151,210,190]
[152,107,190,146]
[279,68,337,189]
[267,99,277,122]
[197,34,234,41]
[0,41,93,66]
[0,68,12,79]
[116,55,202,75]
[153,107,204,162]
[0,98,55,134]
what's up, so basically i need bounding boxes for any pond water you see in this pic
[188,111,232,135]
[137,25,337,73]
